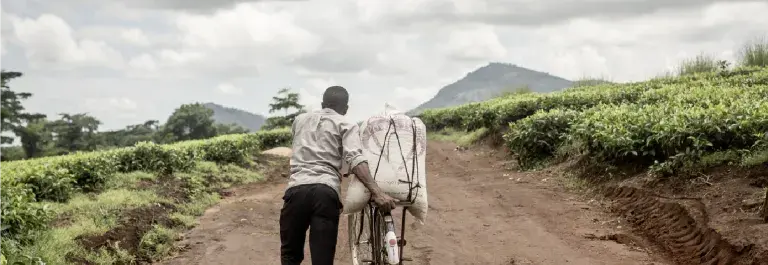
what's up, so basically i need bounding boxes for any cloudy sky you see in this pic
[1,0,766,131]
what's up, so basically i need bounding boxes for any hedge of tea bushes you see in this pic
[421,76,672,132]
[420,67,768,171]
[420,67,768,134]
[0,128,291,245]
[570,87,768,165]
[504,72,768,168]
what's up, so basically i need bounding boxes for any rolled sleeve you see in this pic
[340,121,367,169]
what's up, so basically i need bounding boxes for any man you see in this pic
[280,86,398,265]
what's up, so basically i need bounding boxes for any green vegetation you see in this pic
[572,76,614,87]
[676,53,721,76]
[0,69,305,263]
[262,87,306,130]
[427,128,489,147]
[738,37,768,68]
[0,71,266,162]
[1,128,291,264]
[421,40,768,175]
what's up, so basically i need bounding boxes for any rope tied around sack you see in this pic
[370,116,422,204]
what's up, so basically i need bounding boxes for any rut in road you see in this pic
[161,140,669,265]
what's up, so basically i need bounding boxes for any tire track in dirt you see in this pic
[160,141,669,265]
[603,186,767,265]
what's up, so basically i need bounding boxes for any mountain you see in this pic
[407,62,573,116]
[203,103,266,132]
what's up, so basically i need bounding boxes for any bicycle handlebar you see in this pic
[395,201,413,207]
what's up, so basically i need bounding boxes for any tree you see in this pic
[48,113,102,152]
[99,119,161,147]
[1,70,46,144]
[16,118,54,158]
[269,88,304,116]
[163,103,218,141]
[263,88,306,130]
[215,123,249,135]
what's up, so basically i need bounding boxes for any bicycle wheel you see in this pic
[349,206,375,265]
[372,209,392,264]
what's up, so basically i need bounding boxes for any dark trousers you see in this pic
[280,184,342,265]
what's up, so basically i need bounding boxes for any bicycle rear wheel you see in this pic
[349,206,375,265]
[372,208,394,264]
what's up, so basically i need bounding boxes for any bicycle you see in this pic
[348,198,413,265]
[349,116,423,264]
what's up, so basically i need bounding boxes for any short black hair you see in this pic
[322,86,349,107]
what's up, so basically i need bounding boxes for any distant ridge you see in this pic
[202,102,265,131]
[407,62,573,115]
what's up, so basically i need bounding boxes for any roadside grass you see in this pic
[428,127,489,147]
[12,188,165,264]
[8,159,271,264]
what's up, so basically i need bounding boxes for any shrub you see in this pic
[738,37,768,68]
[677,53,719,76]
[0,185,52,244]
[0,128,292,252]
[504,109,581,169]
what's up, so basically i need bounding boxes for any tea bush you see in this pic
[422,67,768,174]
[0,128,291,250]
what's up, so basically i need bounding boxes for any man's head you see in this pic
[321,86,349,115]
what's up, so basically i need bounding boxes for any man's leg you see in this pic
[280,186,311,265]
[309,184,342,265]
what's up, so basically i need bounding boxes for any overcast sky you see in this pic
[1,0,767,130]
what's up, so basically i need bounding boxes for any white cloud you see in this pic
[85,97,137,111]
[173,3,320,58]
[393,86,437,110]
[120,28,151,46]
[108,97,139,110]
[441,23,507,61]
[82,97,139,123]
[128,54,157,71]
[299,87,321,112]
[0,6,7,56]
[126,50,208,78]
[216,83,243,95]
[305,77,337,93]
[3,0,768,131]
[117,3,324,80]
[10,13,124,70]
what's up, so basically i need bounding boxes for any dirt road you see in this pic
[161,141,669,265]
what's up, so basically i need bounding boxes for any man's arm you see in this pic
[340,121,398,211]
[349,162,383,197]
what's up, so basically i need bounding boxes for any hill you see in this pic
[408,62,573,115]
[203,102,265,131]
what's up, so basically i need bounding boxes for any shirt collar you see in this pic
[317,108,340,115]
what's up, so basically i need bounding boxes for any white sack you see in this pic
[343,104,428,223]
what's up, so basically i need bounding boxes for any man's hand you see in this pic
[372,192,398,212]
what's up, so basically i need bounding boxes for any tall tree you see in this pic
[163,103,218,141]
[268,88,304,116]
[1,70,45,144]
[49,113,102,152]
[263,88,306,130]
[16,118,54,158]
[99,119,161,147]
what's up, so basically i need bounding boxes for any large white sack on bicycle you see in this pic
[343,103,428,223]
